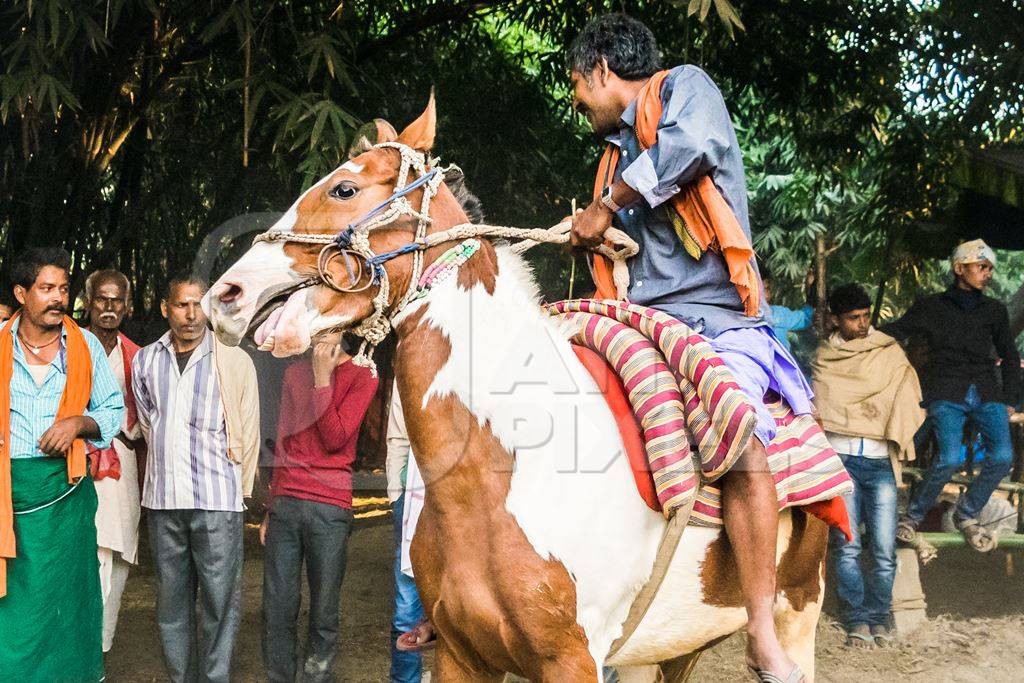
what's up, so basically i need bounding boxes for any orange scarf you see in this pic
[591,70,760,317]
[0,313,92,597]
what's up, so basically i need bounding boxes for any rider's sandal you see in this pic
[747,663,805,683]
[844,624,875,648]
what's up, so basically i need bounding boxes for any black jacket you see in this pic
[882,287,1021,406]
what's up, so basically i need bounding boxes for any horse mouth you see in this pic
[245,278,315,341]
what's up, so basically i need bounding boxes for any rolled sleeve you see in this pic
[621,151,678,209]
[623,66,733,209]
[83,333,125,449]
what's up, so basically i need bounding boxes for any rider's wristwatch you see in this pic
[600,185,622,213]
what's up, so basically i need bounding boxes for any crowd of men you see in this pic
[0,248,397,682]
[0,11,1021,683]
[770,238,1020,648]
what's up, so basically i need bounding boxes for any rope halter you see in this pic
[249,140,641,376]
[252,141,446,375]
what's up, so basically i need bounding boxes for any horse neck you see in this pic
[390,241,556,502]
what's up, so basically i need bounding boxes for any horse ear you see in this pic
[397,90,436,153]
[374,119,398,143]
[348,118,397,157]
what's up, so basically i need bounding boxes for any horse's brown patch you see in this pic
[699,533,744,607]
[776,509,828,611]
[394,317,596,680]
[456,237,498,295]
[699,509,828,610]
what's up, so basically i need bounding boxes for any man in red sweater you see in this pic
[261,333,378,682]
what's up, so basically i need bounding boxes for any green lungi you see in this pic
[0,457,103,682]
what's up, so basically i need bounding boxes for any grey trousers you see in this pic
[148,509,244,683]
[262,496,353,683]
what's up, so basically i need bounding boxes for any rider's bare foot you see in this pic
[745,628,804,682]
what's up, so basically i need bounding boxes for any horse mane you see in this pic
[442,166,485,224]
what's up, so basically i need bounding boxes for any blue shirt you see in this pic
[610,65,766,338]
[769,304,813,352]
[9,319,124,458]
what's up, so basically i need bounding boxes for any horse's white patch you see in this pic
[206,168,342,344]
[267,171,336,234]
[340,160,364,174]
[605,526,746,665]
[607,510,799,666]
[204,240,296,342]
[419,246,665,673]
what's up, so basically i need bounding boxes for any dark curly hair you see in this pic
[10,247,71,290]
[828,283,872,317]
[566,13,661,81]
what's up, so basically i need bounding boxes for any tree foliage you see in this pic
[0,0,1021,332]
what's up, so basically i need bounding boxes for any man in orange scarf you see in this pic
[0,247,124,681]
[568,15,815,682]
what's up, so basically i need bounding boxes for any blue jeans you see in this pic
[830,455,898,629]
[391,495,424,683]
[907,390,1014,524]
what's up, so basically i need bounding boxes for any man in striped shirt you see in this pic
[133,273,259,683]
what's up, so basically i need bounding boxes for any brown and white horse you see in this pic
[203,99,828,682]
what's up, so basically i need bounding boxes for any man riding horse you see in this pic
[202,13,849,681]
[568,15,813,682]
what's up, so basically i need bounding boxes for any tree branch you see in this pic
[356,0,517,61]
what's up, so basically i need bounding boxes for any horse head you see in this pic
[203,94,475,357]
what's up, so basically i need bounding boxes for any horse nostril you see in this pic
[219,283,244,304]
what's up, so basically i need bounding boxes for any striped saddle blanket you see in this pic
[545,299,852,531]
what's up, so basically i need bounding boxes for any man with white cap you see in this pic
[884,239,1019,551]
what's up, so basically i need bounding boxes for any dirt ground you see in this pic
[106,514,1024,682]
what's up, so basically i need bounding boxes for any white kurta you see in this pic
[399,452,425,578]
[93,340,141,564]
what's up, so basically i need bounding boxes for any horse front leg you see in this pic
[774,587,822,683]
[434,638,505,683]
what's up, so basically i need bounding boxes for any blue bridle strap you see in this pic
[335,168,440,249]
[330,167,442,283]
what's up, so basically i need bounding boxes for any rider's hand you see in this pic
[570,200,614,250]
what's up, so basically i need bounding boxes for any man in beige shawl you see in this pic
[812,284,924,649]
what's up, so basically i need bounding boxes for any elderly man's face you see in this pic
[88,279,128,331]
[955,260,994,291]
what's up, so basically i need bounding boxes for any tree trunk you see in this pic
[815,234,828,335]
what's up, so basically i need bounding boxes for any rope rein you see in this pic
[251,141,639,373]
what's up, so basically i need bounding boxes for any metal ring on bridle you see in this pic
[316,244,376,293]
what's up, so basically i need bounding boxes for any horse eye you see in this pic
[331,182,359,200]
